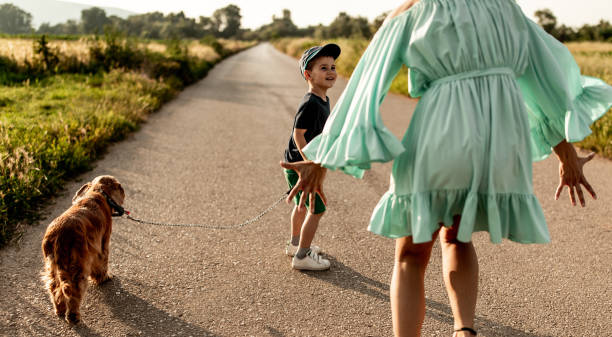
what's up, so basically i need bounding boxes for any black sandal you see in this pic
[454,327,477,336]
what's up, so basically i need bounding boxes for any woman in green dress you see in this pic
[281,0,612,336]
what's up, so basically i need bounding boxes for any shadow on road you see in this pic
[73,323,104,337]
[98,277,218,337]
[304,256,553,337]
[9,292,101,337]
[303,255,389,302]
[264,325,286,337]
[426,299,554,337]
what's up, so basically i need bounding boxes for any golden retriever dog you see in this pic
[41,175,125,324]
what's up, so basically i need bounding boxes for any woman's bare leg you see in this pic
[440,216,478,335]
[391,232,439,337]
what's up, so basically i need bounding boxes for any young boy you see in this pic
[283,44,341,271]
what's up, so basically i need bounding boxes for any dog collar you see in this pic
[100,191,126,217]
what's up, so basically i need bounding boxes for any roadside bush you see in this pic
[89,30,144,72]
[201,35,226,57]
[0,56,28,84]
[34,35,60,72]
[165,38,188,58]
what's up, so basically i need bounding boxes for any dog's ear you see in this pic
[72,182,91,204]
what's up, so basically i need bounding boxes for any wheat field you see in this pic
[0,37,241,64]
[0,38,91,63]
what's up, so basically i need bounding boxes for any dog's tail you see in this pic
[41,236,56,290]
[41,233,85,299]
[41,238,70,301]
[42,235,54,257]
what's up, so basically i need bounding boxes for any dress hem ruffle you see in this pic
[368,189,551,244]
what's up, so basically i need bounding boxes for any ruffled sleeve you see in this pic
[302,13,411,178]
[517,19,612,161]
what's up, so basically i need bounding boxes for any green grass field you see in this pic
[273,38,612,159]
[1,71,170,242]
[0,37,255,247]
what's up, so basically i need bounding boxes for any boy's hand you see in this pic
[280,161,328,213]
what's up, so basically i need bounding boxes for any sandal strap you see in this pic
[454,327,477,335]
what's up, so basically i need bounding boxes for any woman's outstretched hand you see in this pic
[280,160,328,213]
[552,140,597,207]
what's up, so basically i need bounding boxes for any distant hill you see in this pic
[0,0,137,28]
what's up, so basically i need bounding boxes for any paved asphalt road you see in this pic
[1,43,610,337]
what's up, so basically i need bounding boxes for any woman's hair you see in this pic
[386,0,420,22]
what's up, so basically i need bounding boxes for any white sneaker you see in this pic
[285,242,322,257]
[291,250,330,271]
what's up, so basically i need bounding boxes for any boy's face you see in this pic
[305,56,337,90]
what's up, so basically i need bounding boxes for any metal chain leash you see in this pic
[120,192,289,230]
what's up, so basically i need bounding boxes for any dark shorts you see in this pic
[283,169,326,214]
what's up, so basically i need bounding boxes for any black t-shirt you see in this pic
[284,93,330,163]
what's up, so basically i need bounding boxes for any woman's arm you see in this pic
[280,160,327,212]
[552,140,597,206]
[284,129,328,212]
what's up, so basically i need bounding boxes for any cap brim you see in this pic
[319,43,341,59]
[300,44,341,79]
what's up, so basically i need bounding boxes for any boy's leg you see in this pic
[291,204,306,244]
[297,211,324,253]
[294,190,327,258]
[286,203,323,257]
[284,168,328,269]
[292,211,330,270]
[285,169,306,250]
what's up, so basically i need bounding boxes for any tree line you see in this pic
[0,4,382,40]
[0,2,385,40]
[534,9,612,42]
[0,2,610,42]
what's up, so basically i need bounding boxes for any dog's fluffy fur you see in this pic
[41,175,125,324]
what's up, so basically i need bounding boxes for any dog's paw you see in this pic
[53,302,67,318]
[92,273,113,286]
[99,273,113,285]
[54,309,66,319]
[66,312,81,325]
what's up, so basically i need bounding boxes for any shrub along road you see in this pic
[0,43,610,336]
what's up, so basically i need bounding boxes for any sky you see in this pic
[65,0,612,29]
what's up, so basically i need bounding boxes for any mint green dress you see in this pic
[302,0,612,244]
